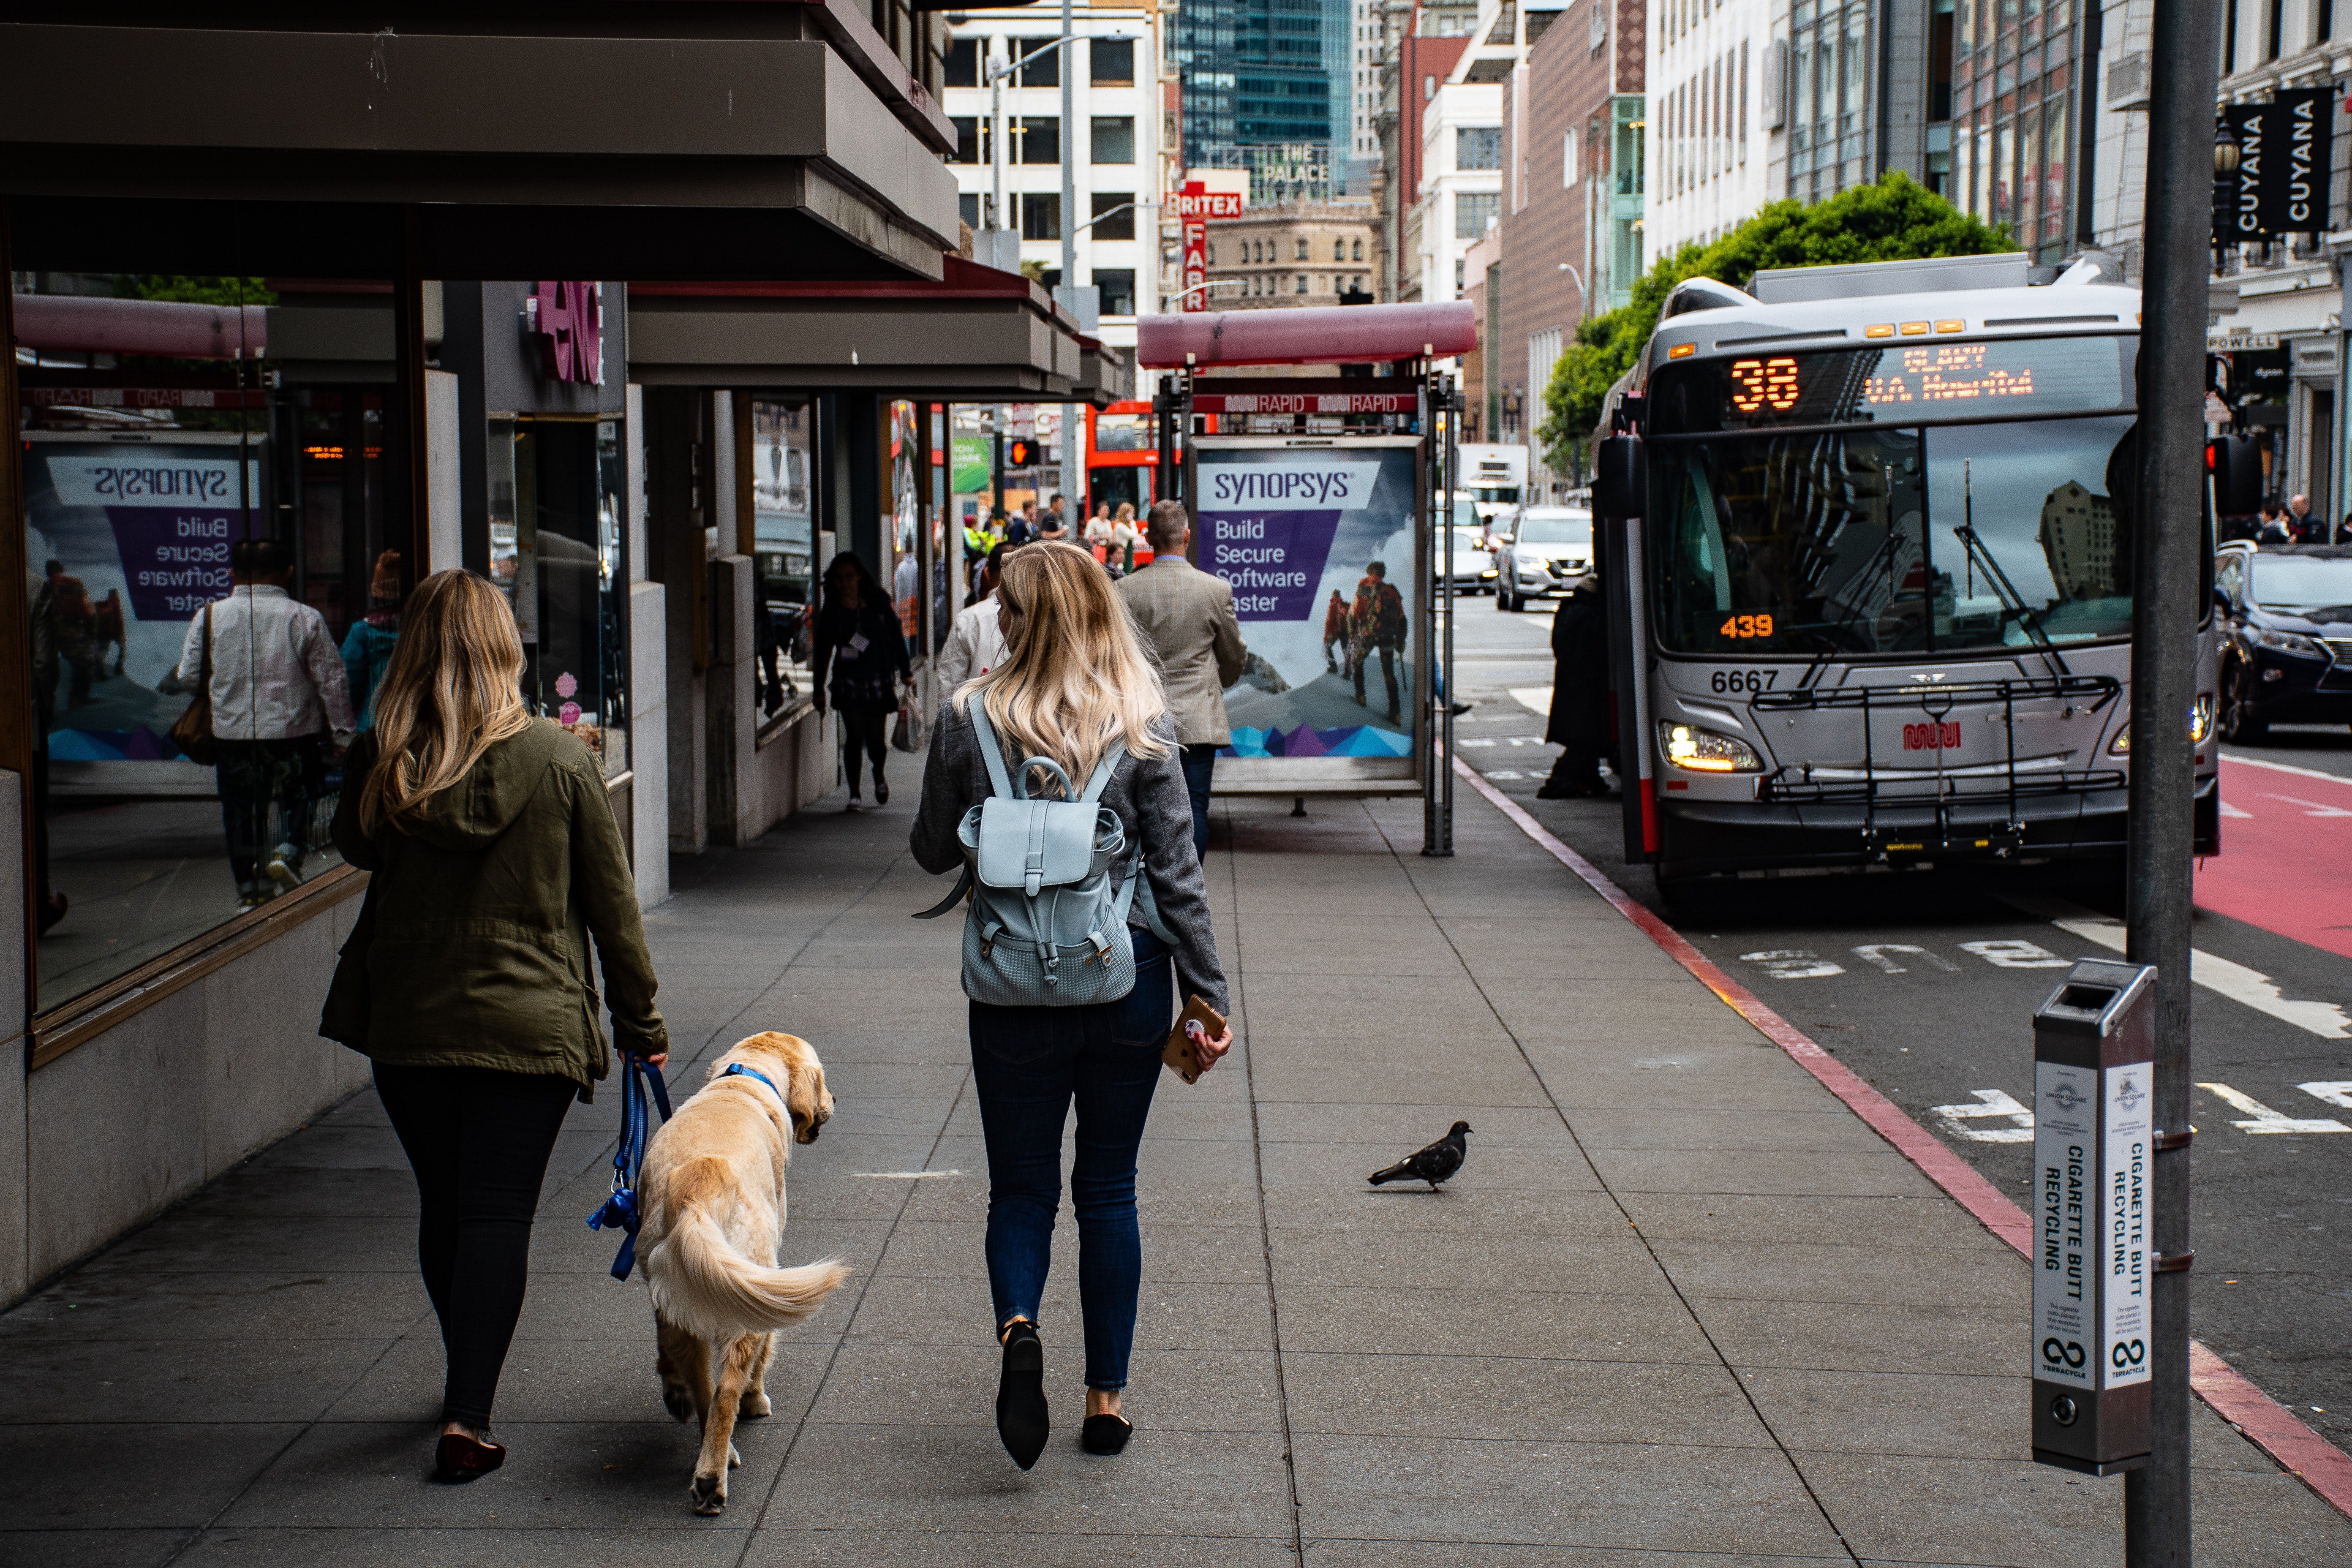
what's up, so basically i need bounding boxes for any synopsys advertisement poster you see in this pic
[23,435,260,765]
[1192,438,1419,762]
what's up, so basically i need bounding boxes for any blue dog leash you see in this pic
[585,1052,674,1281]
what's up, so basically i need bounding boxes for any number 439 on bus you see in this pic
[1720,614,1774,638]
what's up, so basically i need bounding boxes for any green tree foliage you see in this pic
[114,276,276,307]
[1536,173,2011,473]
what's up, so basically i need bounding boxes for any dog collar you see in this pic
[721,1063,785,1107]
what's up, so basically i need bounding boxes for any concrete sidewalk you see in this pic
[6,782,2351,1566]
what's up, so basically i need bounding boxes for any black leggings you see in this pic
[374,1062,577,1427]
[838,698,895,795]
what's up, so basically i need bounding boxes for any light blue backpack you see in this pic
[915,696,1165,1007]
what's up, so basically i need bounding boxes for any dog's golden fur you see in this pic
[636,1032,848,1513]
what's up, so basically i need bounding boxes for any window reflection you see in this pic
[16,270,406,1012]
[751,399,817,719]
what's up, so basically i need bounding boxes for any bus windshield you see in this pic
[1647,415,2137,656]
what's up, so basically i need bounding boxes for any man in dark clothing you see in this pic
[1538,575,1613,798]
[1348,562,1408,722]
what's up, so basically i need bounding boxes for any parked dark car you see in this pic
[2215,543,2352,741]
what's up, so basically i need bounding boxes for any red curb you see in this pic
[1450,754,2352,1522]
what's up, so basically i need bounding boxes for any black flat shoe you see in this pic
[995,1321,1049,1470]
[1081,1413,1133,1455]
[433,1431,505,1483]
[875,776,890,805]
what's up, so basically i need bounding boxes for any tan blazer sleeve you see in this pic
[1209,577,1248,688]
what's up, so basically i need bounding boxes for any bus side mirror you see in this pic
[2207,436,2262,517]
[1595,435,1644,518]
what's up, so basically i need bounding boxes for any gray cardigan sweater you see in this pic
[909,702,1230,1015]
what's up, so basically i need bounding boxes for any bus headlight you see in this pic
[2106,696,2214,756]
[1659,721,1763,773]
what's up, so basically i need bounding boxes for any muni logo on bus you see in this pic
[1903,720,1962,751]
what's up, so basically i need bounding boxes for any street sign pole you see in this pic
[2127,0,2223,1559]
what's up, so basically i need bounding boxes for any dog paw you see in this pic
[739,1390,772,1420]
[662,1381,695,1424]
[690,1473,727,1515]
[728,1443,741,1469]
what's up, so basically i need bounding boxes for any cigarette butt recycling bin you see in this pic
[2030,958,2156,1475]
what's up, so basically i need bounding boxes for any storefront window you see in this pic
[490,416,629,776]
[16,270,408,1014]
[751,399,817,719]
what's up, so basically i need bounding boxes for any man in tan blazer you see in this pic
[1117,500,1248,855]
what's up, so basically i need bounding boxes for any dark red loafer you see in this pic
[433,1431,506,1483]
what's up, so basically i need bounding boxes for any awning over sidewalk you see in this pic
[0,6,959,279]
[627,256,1131,403]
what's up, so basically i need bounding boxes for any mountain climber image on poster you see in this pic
[1190,436,1420,765]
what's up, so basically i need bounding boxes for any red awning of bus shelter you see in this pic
[1134,301,1475,369]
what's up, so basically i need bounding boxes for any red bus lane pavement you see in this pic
[2200,756,2352,961]
[1447,749,2352,1524]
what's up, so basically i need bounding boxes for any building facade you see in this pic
[944,3,1165,344]
[1646,0,1773,253]
[1201,201,1384,308]
[1173,0,1347,170]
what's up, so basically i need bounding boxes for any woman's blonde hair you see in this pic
[1113,501,1136,525]
[965,541,1169,789]
[359,569,536,833]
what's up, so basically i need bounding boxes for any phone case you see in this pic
[1161,994,1228,1084]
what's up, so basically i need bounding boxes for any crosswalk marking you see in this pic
[1932,1089,2036,1142]
[2196,1083,2352,1135]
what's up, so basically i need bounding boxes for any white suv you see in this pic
[1494,506,1595,611]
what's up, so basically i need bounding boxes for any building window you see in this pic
[1295,237,1310,260]
[1296,274,1309,294]
[1353,237,1364,260]
[1456,191,1500,237]
[951,115,983,165]
[1016,117,1060,165]
[1333,237,1346,261]
[1091,116,1135,164]
[1091,37,1134,84]
[1206,241,1217,264]
[1458,126,1503,170]
[1090,193,1136,240]
[1564,126,1579,186]
[960,191,980,228]
[1018,42,1059,87]
[945,36,979,87]
[1020,193,1062,240]
[1095,268,1137,315]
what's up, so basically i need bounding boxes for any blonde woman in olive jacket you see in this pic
[321,569,665,1484]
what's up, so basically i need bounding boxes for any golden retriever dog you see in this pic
[636,1032,849,1513]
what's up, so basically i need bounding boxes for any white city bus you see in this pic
[1590,253,2221,893]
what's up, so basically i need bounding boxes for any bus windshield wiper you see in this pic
[1956,459,2070,679]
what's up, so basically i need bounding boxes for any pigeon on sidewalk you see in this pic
[1368,1122,1472,1189]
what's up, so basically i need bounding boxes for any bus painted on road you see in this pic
[1591,253,2220,893]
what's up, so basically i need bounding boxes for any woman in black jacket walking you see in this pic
[811,551,914,809]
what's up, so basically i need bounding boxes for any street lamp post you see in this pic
[2126,0,2224,1562]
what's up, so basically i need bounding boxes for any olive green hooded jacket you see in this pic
[320,720,665,1094]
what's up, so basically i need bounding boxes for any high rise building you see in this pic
[1175,0,1348,170]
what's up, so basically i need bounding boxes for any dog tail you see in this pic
[645,1190,850,1339]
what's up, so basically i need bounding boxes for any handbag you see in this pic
[890,695,926,754]
[169,604,218,765]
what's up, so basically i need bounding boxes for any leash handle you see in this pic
[586,1051,673,1281]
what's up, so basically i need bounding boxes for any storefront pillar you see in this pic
[625,382,670,907]
[645,384,712,853]
[846,393,887,581]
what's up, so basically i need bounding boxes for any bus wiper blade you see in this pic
[1957,458,2069,678]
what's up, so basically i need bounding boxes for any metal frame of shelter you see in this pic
[1134,302,1475,856]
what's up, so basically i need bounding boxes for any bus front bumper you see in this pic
[1652,775,2220,877]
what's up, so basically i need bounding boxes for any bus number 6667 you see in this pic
[1710,669,1778,694]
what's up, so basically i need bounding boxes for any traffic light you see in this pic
[2206,435,2261,516]
[1005,437,1038,468]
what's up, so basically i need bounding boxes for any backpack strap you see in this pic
[965,693,1015,800]
[1078,741,1127,803]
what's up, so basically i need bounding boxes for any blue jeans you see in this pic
[1179,744,1217,859]
[968,928,1173,1390]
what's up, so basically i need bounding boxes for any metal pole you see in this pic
[2126,0,2222,1558]
[1061,0,1076,516]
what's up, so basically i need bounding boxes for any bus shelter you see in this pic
[1132,302,1474,853]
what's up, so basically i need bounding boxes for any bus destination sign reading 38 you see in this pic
[1682,336,2128,430]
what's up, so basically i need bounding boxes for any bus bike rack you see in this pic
[1746,673,2125,858]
